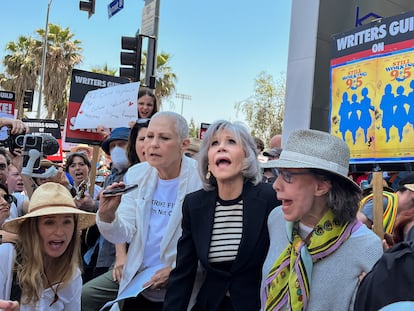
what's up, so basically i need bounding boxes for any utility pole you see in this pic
[37,0,53,118]
[176,93,191,116]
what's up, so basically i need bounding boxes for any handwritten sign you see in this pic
[73,82,139,129]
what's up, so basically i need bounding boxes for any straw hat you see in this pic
[266,129,360,191]
[3,182,96,234]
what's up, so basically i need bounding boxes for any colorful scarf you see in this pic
[359,191,398,234]
[263,209,362,311]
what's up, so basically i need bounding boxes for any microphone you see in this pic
[39,134,60,156]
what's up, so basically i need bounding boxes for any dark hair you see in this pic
[127,120,150,165]
[65,152,91,172]
[138,87,158,118]
[393,209,414,243]
[0,147,10,165]
[253,136,265,153]
[310,169,362,225]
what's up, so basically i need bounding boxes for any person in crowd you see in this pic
[163,120,280,311]
[354,222,414,310]
[268,134,282,150]
[261,129,383,311]
[184,137,201,158]
[126,120,150,165]
[253,136,265,156]
[7,164,29,217]
[1,182,95,310]
[0,183,16,255]
[358,173,414,234]
[0,147,11,186]
[70,144,94,162]
[97,111,202,310]
[81,121,150,311]
[82,127,131,283]
[65,152,101,210]
[137,87,158,120]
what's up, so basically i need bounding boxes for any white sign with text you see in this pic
[72,82,139,129]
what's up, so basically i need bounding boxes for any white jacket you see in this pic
[97,156,203,310]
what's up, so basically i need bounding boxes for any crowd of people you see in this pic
[1,87,414,310]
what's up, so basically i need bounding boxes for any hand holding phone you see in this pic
[102,184,138,197]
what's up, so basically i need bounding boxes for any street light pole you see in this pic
[37,0,53,118]
[175,93,192,116]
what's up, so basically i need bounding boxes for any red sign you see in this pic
[65,69,129,145]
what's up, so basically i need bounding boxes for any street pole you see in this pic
[144,0,160,89]
[176,93,192,116]
[37,0,53,118]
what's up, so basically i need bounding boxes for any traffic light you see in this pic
[23,89,34,111]
[79,0,95,18]
[120,35,142,82]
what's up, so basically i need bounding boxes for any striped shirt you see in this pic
[208,198,243,263]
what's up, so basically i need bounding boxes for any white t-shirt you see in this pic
[142,176,179,269]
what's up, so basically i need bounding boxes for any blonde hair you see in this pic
[15,216,81,305]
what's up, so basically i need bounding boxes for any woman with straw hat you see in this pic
[1,182,96,310]
[261,129,383,311]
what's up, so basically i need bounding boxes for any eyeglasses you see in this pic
[262,175,277,184]
[0,163,7,170]
[275,169,313,184]
[1,194,14,204]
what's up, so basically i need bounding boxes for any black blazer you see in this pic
[163,182,280,311]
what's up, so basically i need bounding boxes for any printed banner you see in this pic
[330,10,414,165]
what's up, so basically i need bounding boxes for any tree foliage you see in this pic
[188,118,199,138]
[1,24,177,123]
[235,71,285,144]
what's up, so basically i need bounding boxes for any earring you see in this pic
[206,170,211,179]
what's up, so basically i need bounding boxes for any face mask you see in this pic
[110,146,129,170]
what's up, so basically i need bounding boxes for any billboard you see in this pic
[330,10,414,165]
[65,69,129,145]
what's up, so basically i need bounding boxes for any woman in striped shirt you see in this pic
[164,120,279,311]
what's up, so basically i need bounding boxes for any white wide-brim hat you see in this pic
[266,129,360,192]
[3,182,96,234]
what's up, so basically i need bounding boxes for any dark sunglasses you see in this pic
[262,175,277,184]
[1,194,15,204]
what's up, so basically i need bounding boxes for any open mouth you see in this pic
[48,240,65,250]
[215,157,231,167]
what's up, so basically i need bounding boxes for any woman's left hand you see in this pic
[143,266,172,290]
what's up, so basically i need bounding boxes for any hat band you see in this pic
[281,150,348,177]
[29,203,77,213]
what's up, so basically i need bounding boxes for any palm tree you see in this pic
[1,36,38,118]
[140,52,177,109]
[33,24,83,122]
[91,64,117,76]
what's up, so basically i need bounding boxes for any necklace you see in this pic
[44,271,60,307]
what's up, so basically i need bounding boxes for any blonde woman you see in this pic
[1,182,95,310]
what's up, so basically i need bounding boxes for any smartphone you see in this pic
[102,184,138,197]
[22,135,43,170]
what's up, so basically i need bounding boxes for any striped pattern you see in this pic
[208,200,243,263]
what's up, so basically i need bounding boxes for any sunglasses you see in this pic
[275,169,313,184]
[1,194,15,204]
[262,175,277,184]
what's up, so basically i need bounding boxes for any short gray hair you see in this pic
[197,120,261,191]
[151,111,189,141]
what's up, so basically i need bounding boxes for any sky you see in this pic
[0,0,292,128]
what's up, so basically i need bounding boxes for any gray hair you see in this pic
[311,169,361,225]
[198,120,261,191]
[150,111,189,141]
